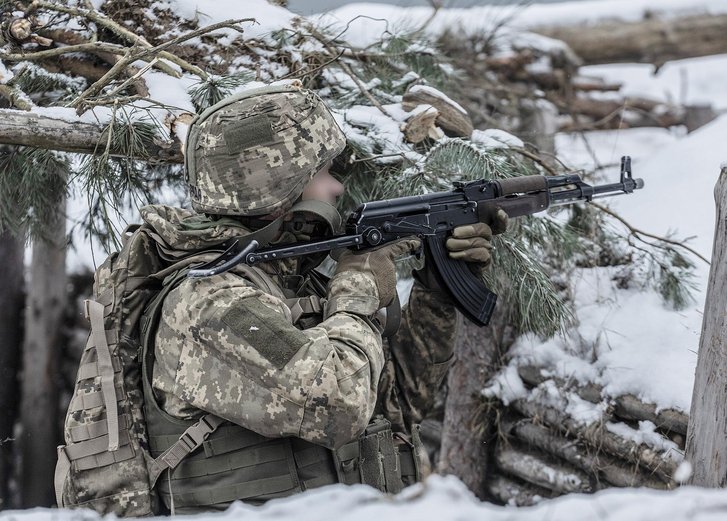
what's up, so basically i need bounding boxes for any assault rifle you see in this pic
[189,156,643,326]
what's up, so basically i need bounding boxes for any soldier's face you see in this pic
[301,162,345,205]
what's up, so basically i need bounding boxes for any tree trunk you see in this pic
[0,110,183,163]
[438,305,516,499]
[0,229,24,509]
[686,166,727,487]
[18,195,67,508]
[533,14,727,67]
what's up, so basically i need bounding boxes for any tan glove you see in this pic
[329,238,422,314]
[445,208,508,267]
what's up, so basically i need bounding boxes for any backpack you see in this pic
[53,224,224,516]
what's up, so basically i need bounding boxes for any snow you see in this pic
[472,129,524,148]
[168,0,296,41]
[0,60,13,84]
[8,475,727,521]
[580,54,727,110]
[482,365,528,405]
[606,421,681,459]
[409,85,468,115]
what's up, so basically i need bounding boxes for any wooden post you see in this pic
[685,166,727,487]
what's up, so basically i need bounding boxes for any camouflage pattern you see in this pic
[185,82,347,217]
[376,284,460,434]
[147,205,459,453]
[57,222,167,516]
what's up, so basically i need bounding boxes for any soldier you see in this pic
[140,82,507,513]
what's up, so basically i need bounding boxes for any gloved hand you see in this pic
[445,208,508,268]
[332,238,422,310]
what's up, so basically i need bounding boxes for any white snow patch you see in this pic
[471,129,524,148]
[606,421,682,460]
[408,85,468,115]
[482,365,528,405]
[580,54,727,110]
[0,61,14,84]
[674,460,693,483]
[168,0,296,41]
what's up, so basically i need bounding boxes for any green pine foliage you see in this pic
[73,113,185,249]
[188,71,255,113]
[0,147,70,240]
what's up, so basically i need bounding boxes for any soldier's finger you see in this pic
[446,237,492,252]
[385,238,422,258]
[449,248,491,263]
[451,222,493,240]
[490,208,509,235]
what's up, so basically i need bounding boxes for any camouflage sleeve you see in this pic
[152,271,384,450]
[375,281,460,433]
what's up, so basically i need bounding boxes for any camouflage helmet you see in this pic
[184,81,347,216]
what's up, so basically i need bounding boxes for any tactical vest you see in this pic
[141,265,423,514]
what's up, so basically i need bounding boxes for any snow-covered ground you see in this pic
[5,475,727,521]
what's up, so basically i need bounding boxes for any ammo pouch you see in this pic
[332,416,422,494]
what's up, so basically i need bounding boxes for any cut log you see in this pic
[0,110,183,163]
[504,417,672,489]
[686,166,727,487]
[403,105,442,143]
[511,397,679,484]
[486,475,556,506]
[533,14,727,67]
[403,86,474,137]
[517,365,603,404]
[613,395,688,437]
[494,444,593,494]
[517,365,688,436]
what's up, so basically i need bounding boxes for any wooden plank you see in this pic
[686,167,727,487]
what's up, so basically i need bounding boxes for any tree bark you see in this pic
[0,229,24,509]
[18,194,67,508]
[438,304,516,499]
[0,110,183,163]
[533,14,727,67]
[686,166,727,487]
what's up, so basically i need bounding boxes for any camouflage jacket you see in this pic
[143,205,459,450]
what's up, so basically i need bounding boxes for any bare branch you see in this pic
[592,201,710,265]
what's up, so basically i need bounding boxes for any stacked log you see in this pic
[483,365,687,505]
[440,34,718,135]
